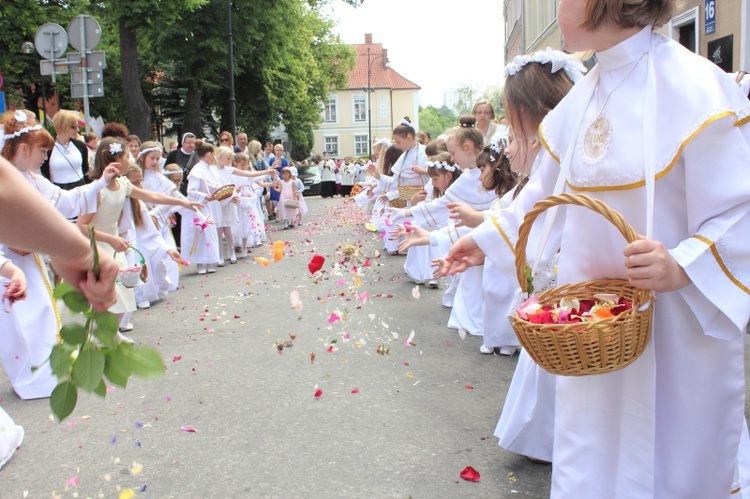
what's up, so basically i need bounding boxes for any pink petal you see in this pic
[180,426,198,433]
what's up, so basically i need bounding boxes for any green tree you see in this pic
[419,106,452,139]
[452,83,479,117]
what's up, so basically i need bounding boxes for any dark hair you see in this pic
[503,61,574,167]
[427,151,461,198]
[100,122,129,139]
[194,139,214,158]
[1,110,54,161]
[476,144,518,197]
[393,116,416,139]
[448,116,483,153]
[424,138,448,157]
[90,137,127,179]
[582,0,674,29]
[83,132,98,143]
[126,134,141,146]
[381,145,403,177]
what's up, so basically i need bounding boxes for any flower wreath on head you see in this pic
[0,110,43,151]
[109,142,123,155]
[504,47,587,84]
[426,160,460,172]
[375,137,392,148]
[137,146,163,159]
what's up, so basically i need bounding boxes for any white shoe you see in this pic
[479,344,495,355]
[427,280,439,289]
[117,331,135,344]
[137,301,151,309]
[413,280,424,285]
[207,264,216,273]
[240,248,248,257]
[197,264,207,275]
[119,322,134,332]
[499,346,519,356]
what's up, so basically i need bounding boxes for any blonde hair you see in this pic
[248,139,262,158]
[52,110,79,136]
[582,0,674,29]
[125,164,144,227]
[214,145,234,160]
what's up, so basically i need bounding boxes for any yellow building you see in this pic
[504,0,561,63]
[313,34,420,159]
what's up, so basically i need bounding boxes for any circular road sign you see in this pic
[34,23,68,60]
[68,15,102,52]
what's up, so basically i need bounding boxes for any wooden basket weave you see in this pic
[212,184,236,201]
[391,185,422,209]
[511,193,655,376]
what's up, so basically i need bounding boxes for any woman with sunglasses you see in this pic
[40,110,89,190]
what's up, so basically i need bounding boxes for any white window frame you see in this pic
[667,6,699,53]
[323,96,338,123]
[354,135,369,156]
[352,95,367,122]
[324,135,339,157]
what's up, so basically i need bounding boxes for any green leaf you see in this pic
[94,326,118,349]
[130,346,165,379]
[50,381,78,422]
[49,344,74,378]
[59,323,88,345]
[94,311,119,335]
[53,281,77,299]
[62,291,91,314]
[94,379,107,398]
[104,344,133,388]
[72,348,106,392]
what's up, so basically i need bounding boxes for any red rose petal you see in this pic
[308,254,325,274]
[460,466,480,482]
[314,389,323,398]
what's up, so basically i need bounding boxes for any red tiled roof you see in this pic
[347,42,420,90]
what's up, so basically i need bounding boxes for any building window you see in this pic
[324,97,337,123]
[324,136,339,157]
[525,0,558,50]
[354,135,369,156]
[353,96,367,122]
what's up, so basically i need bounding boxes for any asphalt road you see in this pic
[5,194,746,498]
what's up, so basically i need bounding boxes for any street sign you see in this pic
[68,51,106,70]
[0,73,4,90]
[71,69,103,85]
[34,23,68,60]
[705,0,716,35]
[71,81,104,99]
[0,92,5,113]
[68,15,101,51]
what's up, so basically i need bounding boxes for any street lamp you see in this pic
[366,46,388,158]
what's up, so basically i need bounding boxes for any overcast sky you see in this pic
[324,0,506,107]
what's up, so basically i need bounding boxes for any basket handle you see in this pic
[113,244,147,266]
[515,193,639,290]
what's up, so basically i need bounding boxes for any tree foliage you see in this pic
[418,105,456,139]
[8,0,357,157]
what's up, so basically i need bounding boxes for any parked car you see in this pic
[298,165,322,196]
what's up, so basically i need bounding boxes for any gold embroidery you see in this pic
[539,125,561,164]
[692,235,750,295]
[491,216,515,256]
[33,253,62,336]
[567,111,739,192]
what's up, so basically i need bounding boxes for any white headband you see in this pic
[427,160,459,172]
[504,47,587,84]
[399,119,413,128]
[137,146,163,159]
[163,169,183,177]
[0,124,44,151]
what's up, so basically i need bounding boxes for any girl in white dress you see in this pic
[273,168,299,229]
[77,138,201,342]
[366,146,403,252]
[289,167,308,224]
[0,111,119,398]
[446,1,750,496]
[212,146,240,264]
[231,153,265,254]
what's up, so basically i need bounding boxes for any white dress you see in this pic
[182,161,221,265]
[0,171,108,399]
[143,169,184,291]
[403,180,434,283]
[214,166,239,228]
[471,27,750,498]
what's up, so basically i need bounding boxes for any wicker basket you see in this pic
[511,193,655,376]
[115,246,148,288]
[212,184,236,201]
[391,185,422,209]
[8,248,31,256]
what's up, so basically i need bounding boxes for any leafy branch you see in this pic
[45,227,165,422]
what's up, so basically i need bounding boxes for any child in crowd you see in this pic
[77,137,200,342]
[0,110,119,399]
[232,153,265,254]
[444,1,750,495]
[273,167,299,229]
[213,146,240,265]
[289,166,307,226]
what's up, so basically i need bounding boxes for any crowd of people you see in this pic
[3,1,750,496]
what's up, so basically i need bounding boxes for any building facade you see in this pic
[504,1,750,73]
[312,34,420,159]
